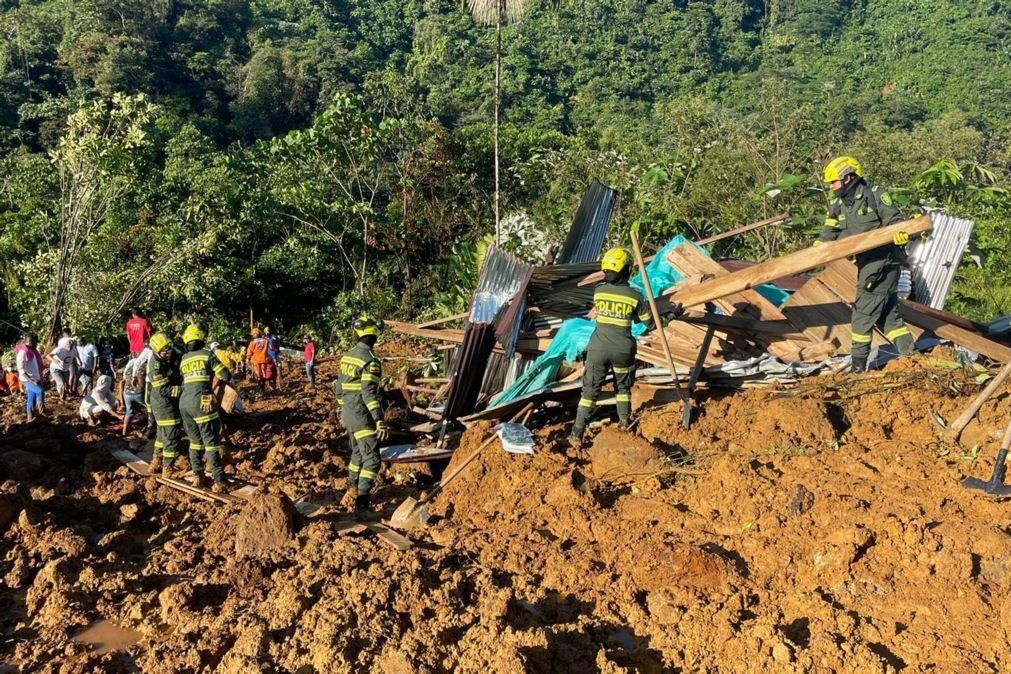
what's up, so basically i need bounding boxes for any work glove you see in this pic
[376,420,389,442]
[661,302,685,321]
[200,394,214,414]
[893,231,910,246]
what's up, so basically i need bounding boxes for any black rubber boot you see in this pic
[354,494,371,513]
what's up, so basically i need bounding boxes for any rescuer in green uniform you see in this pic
[334,315,389,512]
[819,156,915,373]
[146,332,185,476]
[179,323,234,492]
[569,247,681,446]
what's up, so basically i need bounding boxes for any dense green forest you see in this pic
[1,0,1009,345]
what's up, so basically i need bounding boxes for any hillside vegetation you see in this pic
[1,0,1009,342]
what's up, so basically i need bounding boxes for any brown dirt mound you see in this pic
[6,357,1011,672]
[233,492,299,559]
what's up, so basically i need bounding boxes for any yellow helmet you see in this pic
[601,247,631,273]
[149,333,171,354]
[353,315,385,338]
[823,156,862,183]
[182,324,206,344]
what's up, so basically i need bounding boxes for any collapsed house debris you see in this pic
[388,182,1007,449]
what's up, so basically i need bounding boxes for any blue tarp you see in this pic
[490,236,789,406]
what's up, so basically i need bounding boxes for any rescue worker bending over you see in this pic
[569,247,681,446]
[819,156,914,373]
[334,315,389,512]
[179,323,234,492]
[146,332,185,476]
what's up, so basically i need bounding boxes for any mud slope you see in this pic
[3,355,1011,672]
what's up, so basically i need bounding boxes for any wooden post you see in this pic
[629,228,689,422]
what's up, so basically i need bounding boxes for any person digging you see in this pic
[334,315,390,513]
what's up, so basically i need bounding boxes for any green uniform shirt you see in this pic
[146,349,182,415]
[819,181,907,286]
[590,282,654,352]
[179,348,233,402]
[335,341,383,424]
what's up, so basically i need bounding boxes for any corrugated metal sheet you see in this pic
[906,211,974,309]
[443,246,532,423]
[470,247,532,324]
[556,180,617,264]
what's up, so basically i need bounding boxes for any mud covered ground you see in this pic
[3,350,1011,673]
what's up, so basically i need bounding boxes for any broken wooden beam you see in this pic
[695,213,790,245]
[663,215,933,308]
[899,305,1011,363]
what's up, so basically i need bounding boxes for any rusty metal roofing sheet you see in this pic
[556,180,617,264]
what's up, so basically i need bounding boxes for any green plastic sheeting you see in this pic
[490,236,788,406]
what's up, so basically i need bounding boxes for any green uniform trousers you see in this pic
[851,267,914,371]
[573,334,636,436]
[342,408,380,496]
[180,398,224,483]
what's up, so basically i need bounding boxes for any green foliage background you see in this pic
[1,0,1009,346]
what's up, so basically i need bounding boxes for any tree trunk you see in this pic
[494,5,502,246]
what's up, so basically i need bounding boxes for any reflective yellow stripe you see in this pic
[825,217,840,229]
[157,418,181,426]
[212,364,227,376]
[851,332,873,344]
[360,373,377,382]
[348,463,360,473]
[204,446,221,453]
[354,428,376,440]
[616,394,631,402]
[597,316,632,327]
[360,470,378,480]
[184,375,211,382]
[595,292,637,305]
[578,397,595,409]
[151,379,167,387]
[612,366,631,374]
[886,327,911,341]
[154,440,164,449]
[638,312,651,323]
[192,413,219,423]
[342,382,362,391]
[366,401,381,411]
[342,356,366,367]
[190,443,205,450]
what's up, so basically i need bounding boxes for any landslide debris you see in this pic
[2,356,1011,672]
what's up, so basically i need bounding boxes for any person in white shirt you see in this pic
[49,338,75,400]
[79,375,123,425]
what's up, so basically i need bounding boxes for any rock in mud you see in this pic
[234,492,299,559]
[588,427,667,483]
[787,483,815,515]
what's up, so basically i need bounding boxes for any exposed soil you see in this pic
[3,352,1011,672]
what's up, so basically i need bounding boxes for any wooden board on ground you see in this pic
[293,500,412,550]
[218,385,240,414]
[109,447,256,505]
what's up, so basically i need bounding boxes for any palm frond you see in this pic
[466,0,529,25]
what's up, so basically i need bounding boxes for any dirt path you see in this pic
[2,356,1011,672]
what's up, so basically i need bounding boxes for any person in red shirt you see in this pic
[125,309,153,357]
[303,335,316,388]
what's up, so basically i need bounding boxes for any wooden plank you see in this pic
[900,306,1011,363]
[109,447,251,505]
[417,312,469,329]
[663,242,805,361]
[663,215,932,308]
[818,260,925,346]
[696,213,790,245]
[781,276,855,349]
[901,300,983,333]
[366,522,413,551]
